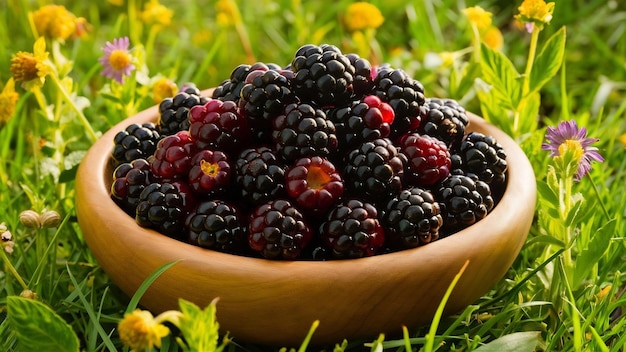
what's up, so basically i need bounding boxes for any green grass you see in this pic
[1,0,626,351]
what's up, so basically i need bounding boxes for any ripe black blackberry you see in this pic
[110,158,154,216]
[436,174,494,236]
[382,187,443,249]
[186,200,246,254]
[372,65,425,138]
[135,181,197,240]
[248,199,313,260]
[212,62,282,103]
[111,123,161,167]
[239,69,298,143]
[343,138,405,203]
[235,147,287,207]
[319,199,385,259]
[346,53,374,98]
[290,44,356,107]
[327,95,394,153]
[450,132,508,189]
[158,86,209,136]
[271,102,338,163]
[419,98,469,150]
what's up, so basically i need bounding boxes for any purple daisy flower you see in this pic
[99,37,136,83]
[542,120,604,181]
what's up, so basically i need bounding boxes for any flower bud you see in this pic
[40,210,61,228]
[19,289,38,300]
[19,210,41,229]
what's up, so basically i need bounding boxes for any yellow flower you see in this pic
[343,2,384,32]
[463,6,492,31]
[620,134,626,148]
[515,0,555,31]
[216,0,241,27]
[118,310,170,351]
[10,37,52,90]
[108,0,124,6]
[31,5,82,41]
[152,77,178,104]
[0,78,19,125]
[141,0,173,28]
[482,25,503,50]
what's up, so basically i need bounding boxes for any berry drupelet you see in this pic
[436,174,494,236]
[111,123,161,167]
[343,137,405,203]
[398,133,451,188]
[110,158,154,216]
[319,199,385,259]
[158,85,209,136]
[271,102,338,163]
[346,53,374,98]
[212,62,282,103]
[248,199,313,260]
[451,132,508,189]
[186,200,246,254]
[382,187,442,249]
[290,44,356,108]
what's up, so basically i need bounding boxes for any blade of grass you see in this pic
[125,260,180,314]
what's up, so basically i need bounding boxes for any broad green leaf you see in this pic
[564,195,585,227]
[528,27,566,97]
[450,61,481,99]
[517,91,541,136]
[473,331,540,352]
[475,79,514,136]
[524,235,566,248]
[574,218,616,286]
[479,43,522,109]
[178,298,226,352]
[7,296,80,352]
[536,180,559,207]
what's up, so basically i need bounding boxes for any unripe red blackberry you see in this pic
[271,102,338,162]
[188,150,231,196]
[111,123,161,167]
[319,199,385,259]
[186,200,246,254]
[150,130,196,181]
[382,187,442,249]
[285,156,344,216]
[188,99,250,157]
[398,133,451,188]
[248,199,313,260]
[290,44,356,107]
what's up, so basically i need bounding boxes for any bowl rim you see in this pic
[75,90,537,345]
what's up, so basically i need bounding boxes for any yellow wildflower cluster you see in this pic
[463,6,503,50]
[31,4,87,40]
[0,79,19,125]
[118,309,182,351]
[10,37,52,90]
[343,2,384,32]
[515,0,555,32]
[141,0,173,28]
[216,0,242,27]
[151,77,178,104]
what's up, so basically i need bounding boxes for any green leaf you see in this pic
[574,218,616,286]
[528,26,566,97]
[126,260,180,314]
[6,296,80,352]
[475,79,514,136]
[525,235,566,248]
[536,180,559,207]
[473,331,540,352]
[178,298,226,352]
[564,195,585,227]
[479,43,522,109]
[517,91,541,135]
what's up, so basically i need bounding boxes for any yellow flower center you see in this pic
[108,50,132,71]
[118,310,169,351]
[516,0,555,24]
[558,139,584,161]
[200,160,221,177]
[10,52,40,82]
[343,2,384,32]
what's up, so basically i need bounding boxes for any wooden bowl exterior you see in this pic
[75,94,536,346]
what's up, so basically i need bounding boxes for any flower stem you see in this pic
[49,74,98,143]
[1,249,29,291]
[514,27,540,134]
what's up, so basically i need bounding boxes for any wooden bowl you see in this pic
[75,92,536,346]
